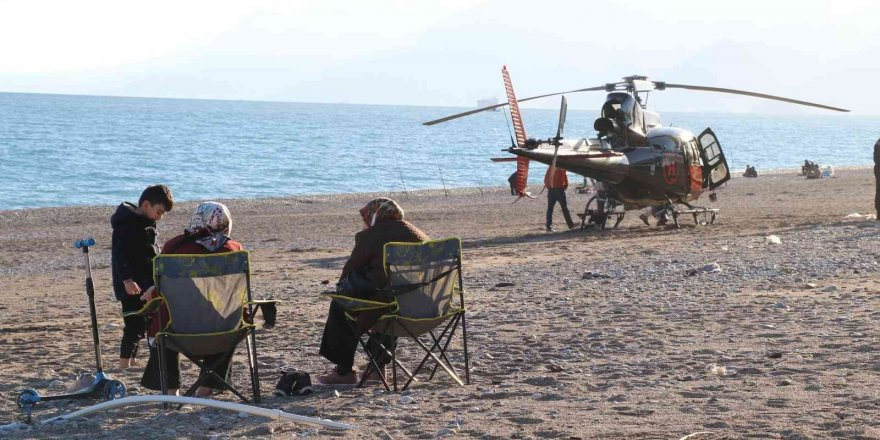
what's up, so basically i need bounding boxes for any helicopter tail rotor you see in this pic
[502,66,534,199]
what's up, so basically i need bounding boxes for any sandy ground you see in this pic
[0,169,878,439]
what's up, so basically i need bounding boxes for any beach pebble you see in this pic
[822,285,838,292]
[437,427,457,437]
[765,235,782,245]
[333,390,341,398]
[685,262,721,276]
[399,395,414,404]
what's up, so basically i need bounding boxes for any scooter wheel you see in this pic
[102,380,127,401]
[16,388,40,409]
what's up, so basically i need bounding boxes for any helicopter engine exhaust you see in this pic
[593,117,620,137]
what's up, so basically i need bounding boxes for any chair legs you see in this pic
[157,329,261,406]
[360,313,469,392]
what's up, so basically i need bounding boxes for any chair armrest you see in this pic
[321,291,395,312]
[122,297,162,318]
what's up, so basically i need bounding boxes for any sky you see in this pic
[1,0,878,113]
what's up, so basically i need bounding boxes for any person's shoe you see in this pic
[360,365,387,384]
[274,371,315,396]
[291,372,314,395]
[273,371,298,397]
[317,367,357,385]
[656,218,668,226]
[545,226,555,232]
[639,213,650,226]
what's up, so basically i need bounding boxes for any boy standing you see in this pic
[110,185,173,369]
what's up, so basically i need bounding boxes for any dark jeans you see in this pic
[319,300,397,374]
[140,345,232,391]
[874,167,879,216]
[119,295,146,359]
[546,188,574,229]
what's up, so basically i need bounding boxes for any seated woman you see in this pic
[140,201,242,398]
[317,197,429,385]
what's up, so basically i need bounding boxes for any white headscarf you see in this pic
[185,202,232,252]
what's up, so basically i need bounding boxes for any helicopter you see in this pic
[424,66,849,228]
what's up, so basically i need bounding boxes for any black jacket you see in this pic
[110,202,159,301]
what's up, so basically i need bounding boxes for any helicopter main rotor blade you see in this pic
[423,85,606,126]
[661,83,850,112]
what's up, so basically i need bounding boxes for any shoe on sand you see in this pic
[317,368,357,385]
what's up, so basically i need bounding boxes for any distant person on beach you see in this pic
[545,165,575,231]
[317,198,429,385]
[139,201,241,398]
[110,184,174,370]
[875,139,880,218]
[507,171,518,196]
[743,165,758,178]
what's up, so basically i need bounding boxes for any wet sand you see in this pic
[1,168,878,439]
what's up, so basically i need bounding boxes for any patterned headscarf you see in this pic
[359,197,404,228]
[185,202,232,252]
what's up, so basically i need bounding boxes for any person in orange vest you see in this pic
[545,165,575,231]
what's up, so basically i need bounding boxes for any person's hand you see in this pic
[140,286,156,301]
[123,279,141,296]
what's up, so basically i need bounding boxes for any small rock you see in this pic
[494,282,515,288]
[437,427,457,437]
[767,352,783,359]
[399,395,414,404]
[333,390,341,398]
[547,364,565,372]
[237,412,249,418]
[685,262,721,277]
[320,279,330,285]
[779,379,794,386]
[821,285,839,292]
[804,283,817,289]
[707,364,728,376]
[765,235,782,245]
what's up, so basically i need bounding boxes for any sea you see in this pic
[1,92,877,211]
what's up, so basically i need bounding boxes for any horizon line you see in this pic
[0,90,869,115]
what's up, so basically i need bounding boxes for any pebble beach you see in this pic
[1,168,878,439]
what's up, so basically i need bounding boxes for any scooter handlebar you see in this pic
[74,237,96,249]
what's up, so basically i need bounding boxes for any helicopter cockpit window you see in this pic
[649,135,680,152]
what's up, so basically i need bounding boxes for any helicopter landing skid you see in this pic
[668,204,718,228]
[577,195,625,230]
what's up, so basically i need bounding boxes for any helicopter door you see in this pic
[696,128,730,190]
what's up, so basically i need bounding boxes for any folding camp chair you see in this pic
[145,251,263,403]
[326,237,470,392]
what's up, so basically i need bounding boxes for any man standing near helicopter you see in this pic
[545,164,575,231]
[874,138,880,219]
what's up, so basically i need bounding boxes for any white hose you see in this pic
[39,395,355,430]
